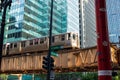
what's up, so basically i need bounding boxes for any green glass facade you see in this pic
[3,0,79,43]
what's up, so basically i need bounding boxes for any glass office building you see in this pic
[3,0,79,43]
[106,0,120,44]
[79,0,96,48]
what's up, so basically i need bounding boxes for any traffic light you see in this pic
[42,56,48,70]
[42,56,55,70]
[50,57,54,70]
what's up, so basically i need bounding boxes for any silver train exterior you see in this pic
[2,32,80,55]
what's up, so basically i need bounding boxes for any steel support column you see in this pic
[95,0,112,80]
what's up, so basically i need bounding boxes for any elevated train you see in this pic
[2,32,80,55]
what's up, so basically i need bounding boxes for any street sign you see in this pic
[51,45,63,50]
[51,51,58,57]
[50,71,55,80]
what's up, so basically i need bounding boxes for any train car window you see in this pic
[3,45,5,49]
[61,35,65,41]
[44,37,46,41]
[68,33,71,40]
[52,36,54,43]
[21,41,26,47]
[14,43,17,48]
[34,39,39,45]
[7,45,9,50]
[10,43,13,48]
[73,34,76,40]
[29,40,33,45]
[40,38,44,44]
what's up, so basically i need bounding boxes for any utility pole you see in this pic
[47,0,54,80]
[0,0,12,69]
[95,0,112,80]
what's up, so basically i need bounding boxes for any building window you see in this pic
[8,25,15,30]
[15,32,21,38]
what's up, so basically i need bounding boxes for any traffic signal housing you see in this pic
[42,56,54,71]
[50,57,54,70]
[42,56,48,70]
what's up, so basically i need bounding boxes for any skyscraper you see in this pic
[2,0,97,49]
[3,0,79,43]
[79,0,96,48]
[106,0,120,44]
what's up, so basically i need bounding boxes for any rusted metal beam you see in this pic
[0,45,119,74]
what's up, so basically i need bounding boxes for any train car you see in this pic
[20,37,49,53]
[51,32,80,49]
[2,32,80,55]
[2,42,21,55]
[2,36,49,55]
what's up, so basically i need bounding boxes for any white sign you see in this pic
[50,71,55,80]
[98,70,112,76]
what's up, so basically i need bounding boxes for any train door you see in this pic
[71,33,78,48]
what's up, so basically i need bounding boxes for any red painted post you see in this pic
[95,0,112,80]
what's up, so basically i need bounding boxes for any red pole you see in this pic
[95,0,112,80]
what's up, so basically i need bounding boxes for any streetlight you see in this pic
[0,0,12,69]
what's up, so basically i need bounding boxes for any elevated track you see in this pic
[1,44,120,74]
